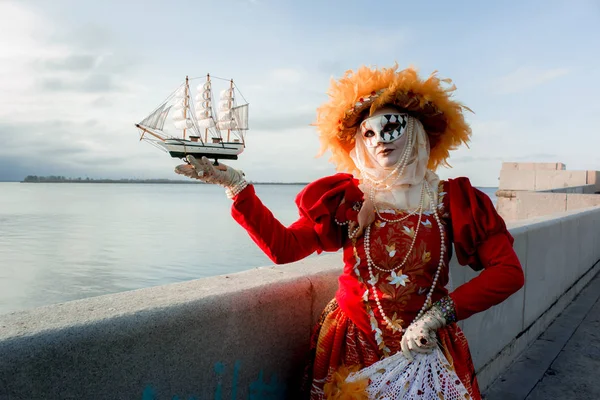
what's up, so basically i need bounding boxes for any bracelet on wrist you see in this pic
[433,295,458,324]
[225,180,249,199]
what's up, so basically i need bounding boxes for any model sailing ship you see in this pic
[135,74,249,162]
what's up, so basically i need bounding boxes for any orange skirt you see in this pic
[301,299,481,400]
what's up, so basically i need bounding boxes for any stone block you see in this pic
[495,189,516,199]
[534,170,588,191]
[501,162,519,170]
[497,197,518,221]
[517,163,536,170]
[516,192,566,219]
[533,163,562,170]
[566,194,600,212]
[587,170,600,193]
[461,225,527,370]
[499,170,536,191]
[557,163,566,170]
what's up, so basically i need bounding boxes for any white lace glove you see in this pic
[400,306,446,362]
[175,155,248,197]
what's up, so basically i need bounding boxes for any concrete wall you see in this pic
[1,206,600,400]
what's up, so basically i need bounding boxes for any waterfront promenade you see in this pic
[1,162,599,399]
[486,271,600,399]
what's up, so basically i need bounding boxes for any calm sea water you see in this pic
[0,182,497,315]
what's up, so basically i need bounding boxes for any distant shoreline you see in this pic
[18,176,309,185]
[9,176,497,189]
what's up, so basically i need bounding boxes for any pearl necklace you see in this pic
[365,184,426,273]
[364,180,446,333]
[370,182,423,224]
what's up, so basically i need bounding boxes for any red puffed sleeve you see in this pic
[230,173,362,265]
[446,177,525,321]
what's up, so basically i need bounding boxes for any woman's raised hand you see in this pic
[175,155,245,187]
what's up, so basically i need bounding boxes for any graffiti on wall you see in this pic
[141,360,287,400]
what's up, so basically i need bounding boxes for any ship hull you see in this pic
[159,140,244,160]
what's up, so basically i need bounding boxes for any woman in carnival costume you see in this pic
[175,64,525,400]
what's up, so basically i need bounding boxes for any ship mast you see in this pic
[227,79,233,143]
[183,76,189,140]
[205,73,210,143]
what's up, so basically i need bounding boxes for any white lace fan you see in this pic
[345,345,470,399]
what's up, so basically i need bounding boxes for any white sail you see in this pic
[232,104,249,130]
[219,110,232,121]
[172,106,192,129]
[174,119,193,130]
[195,108,210,119]
[218,99,230,111]
[195,78,216,128]
[174,86,187,98]
[216,84,235,131]
[220,88,234,99]
[171,109,188,121]
[156,105,172,131]
[140,103,166,129]
[170,83,193,131]
[195,100,212,114]
[216,121,235,130]
[172,98,186,112]
[197,118,216,129]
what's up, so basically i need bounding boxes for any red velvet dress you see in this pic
[230,173,525,400]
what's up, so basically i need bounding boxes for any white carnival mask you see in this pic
[359,113,409,148]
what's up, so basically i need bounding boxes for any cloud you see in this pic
[90,97,113,107]
[0,3,140,125]
[40,54,98,71]
[493,66,570,94]
[39,73,124,93]
[0,118,140,180]
[250,111,315,131]
[511,153,560,162]
[453,153,559,164]
[1,1,595,188]
[53,24,116,52]
[453,156,504,163]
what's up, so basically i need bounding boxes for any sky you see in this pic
[0,0,599,186]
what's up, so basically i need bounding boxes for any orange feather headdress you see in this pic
[314,63,473,173]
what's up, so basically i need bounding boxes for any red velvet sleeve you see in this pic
[230,173,362,265]
[446,178,525,321]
